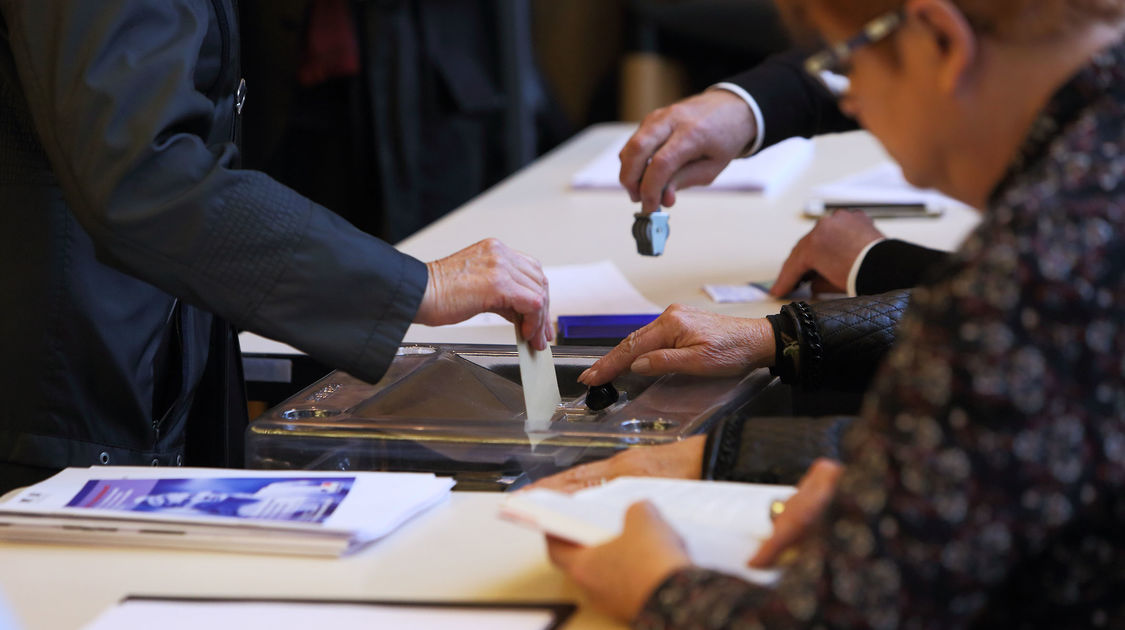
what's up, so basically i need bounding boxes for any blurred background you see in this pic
[239,0,791,244]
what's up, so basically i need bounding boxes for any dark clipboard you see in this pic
[118,595,577,629]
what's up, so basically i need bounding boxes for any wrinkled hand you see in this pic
[577,305,774,386]
[620,90,758,214]
[771,210,885,297]
[748,458,844,568]
[526,435,706,493]
[547,501,691,622]
[416,238,552,349]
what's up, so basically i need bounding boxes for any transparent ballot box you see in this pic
[246,344,781,489]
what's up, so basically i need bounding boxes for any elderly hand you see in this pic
[547,501,692,622]
[415,238,552,350]
[620,90,758,214]
[576,305,774,386]
[770,210,885,298]
[748,458,844,568]
[526,435,706,493]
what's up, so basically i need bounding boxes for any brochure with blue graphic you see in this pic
[0,467,453,556]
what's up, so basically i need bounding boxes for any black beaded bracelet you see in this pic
[701,419,725,480]
[766,312,799,384]
[701,417,745,481]
[790,301,824,388]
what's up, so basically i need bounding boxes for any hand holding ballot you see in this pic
[416,238,552,350]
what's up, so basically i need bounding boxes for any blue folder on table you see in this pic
[556,314,659,346]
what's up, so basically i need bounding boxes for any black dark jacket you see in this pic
[0,0,427,475]
[727,48,858,149]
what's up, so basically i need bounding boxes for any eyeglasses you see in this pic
[804,10,904,96]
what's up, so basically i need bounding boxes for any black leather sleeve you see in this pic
[703,415,857,485]
[724,48,859,150]
[768,290,910,392]
[855,240,952,295]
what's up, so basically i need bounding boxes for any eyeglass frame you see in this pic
[804,10,905,95]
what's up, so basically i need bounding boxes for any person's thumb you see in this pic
[625,500,662,527]
[748,528,793,568]
[770,258,811,298]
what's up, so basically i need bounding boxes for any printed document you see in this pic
[0,467,454,556]
[501,477,796,585]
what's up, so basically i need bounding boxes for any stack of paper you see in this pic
[501,477,796,585]
[571,133,814,196]
[811,161,965,207]
[0,467,454,557]
[80,598,573,630]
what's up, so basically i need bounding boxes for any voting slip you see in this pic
[501,477,796,585]
[0,467,453,557]
[516,324,561,432]
[80,597,575,630]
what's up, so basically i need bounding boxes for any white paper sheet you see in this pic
[80,600,561,630]
[810,161,966,207]
[703,283,772,304]
[572,133,814,196]
[444,260,661,329]
[502,477,796,585]
[516,325,561,428]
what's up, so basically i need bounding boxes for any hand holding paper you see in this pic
[501,477,796,585]
[417,239,552,349]
[544,501,691,622]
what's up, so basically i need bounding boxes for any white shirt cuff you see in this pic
[846,238,886,297]
[708,82,765,157]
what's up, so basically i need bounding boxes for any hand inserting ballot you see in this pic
[416,238,553,350]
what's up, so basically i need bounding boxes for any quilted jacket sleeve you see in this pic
[697,292,909,483]
[768,290,910,393]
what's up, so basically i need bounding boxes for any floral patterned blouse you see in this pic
[635,40,1125,630]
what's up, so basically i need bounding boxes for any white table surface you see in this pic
[7,124,982,630]
[0,492,617,630]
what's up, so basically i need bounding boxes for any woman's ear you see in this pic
[905,0,977,94]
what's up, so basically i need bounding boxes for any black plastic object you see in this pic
[632,211,670,256]
[585,382,620,411]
